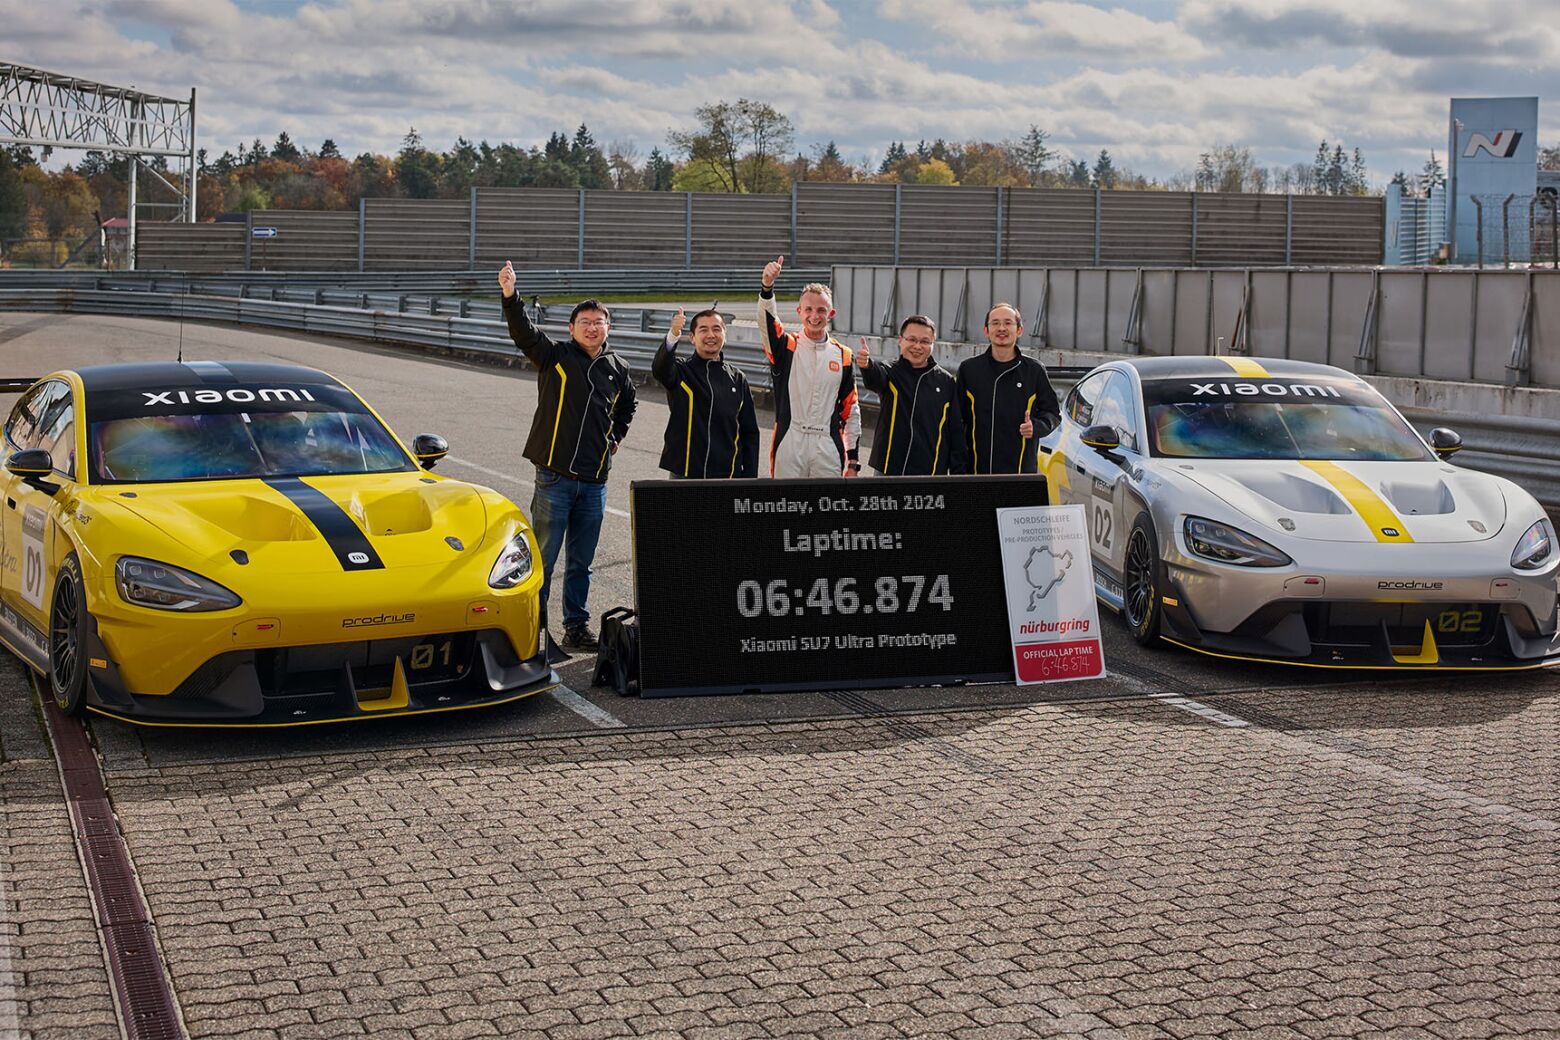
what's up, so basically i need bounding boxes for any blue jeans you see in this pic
[531,469,607,628]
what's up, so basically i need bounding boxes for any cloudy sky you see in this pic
[7,0,1559,182]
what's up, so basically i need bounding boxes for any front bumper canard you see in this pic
[82,628,557,727]
[1158,596,1560,670]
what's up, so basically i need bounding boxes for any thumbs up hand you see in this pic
[855,336,871,369]
[498,260,516,298]
[670,307,686,340]
[762,255,784,290]
[1019,409,1034,439]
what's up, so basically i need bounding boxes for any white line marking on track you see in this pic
[445,456,631,519]
[1147,692,1250,727]
[1106,672,1250,727]
[548,684,627,729]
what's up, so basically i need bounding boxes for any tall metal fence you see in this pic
[1384,185,1447,266]
[135,184,1385,273]
[831,265,1560,390]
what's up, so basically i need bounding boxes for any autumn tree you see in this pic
[670,98,795,193]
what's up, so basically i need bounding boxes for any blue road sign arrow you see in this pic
[251,227,279,238]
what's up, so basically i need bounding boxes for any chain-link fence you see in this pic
[1469,192,1560,267]
[0,235,122,270]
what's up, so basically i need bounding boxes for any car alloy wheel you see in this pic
[1123,515,1162,646]
[49,554,89,714]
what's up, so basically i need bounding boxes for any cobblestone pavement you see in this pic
[8,666,1549,1039]
[0,661,118,1039]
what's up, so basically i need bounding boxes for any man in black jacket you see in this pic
[955,302,1060,474]
[499,260,636,651]
[652,306,759,478]
[853,315,965,475]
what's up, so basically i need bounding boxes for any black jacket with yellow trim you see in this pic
[954,347,1059,474]
[651,335,760,478]
[503,294,636,482]
[860,357,966,475]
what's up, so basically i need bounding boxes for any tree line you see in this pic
[0,96,1431,265]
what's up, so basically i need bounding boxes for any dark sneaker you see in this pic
[559,624,599,651]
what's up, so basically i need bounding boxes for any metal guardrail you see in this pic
[2,282,1554,510]
[0,286,780,390]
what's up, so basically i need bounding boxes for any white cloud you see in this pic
[879,0,1214,63]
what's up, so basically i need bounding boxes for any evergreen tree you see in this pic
[247,138,267,165]
[396,127,440,199]
[1195,153,1215,192]
[1421,151,1445,190]
[544,132,571,164]
[1348,148,1368,194]
[1312,141,1330,195]
[568,123,611,189]
[319,139,342,160]
[1012,126,1052,187]
[644,147,675,191]
[1327,145,1347,195]
[1092,149,1117,189]
[1390,170,1408,187]
[879,141,907,174]
[271,132,301,162]
[915,139,931,160]
[1067,159,1091,188]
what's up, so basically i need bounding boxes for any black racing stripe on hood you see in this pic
[263,477,384,571]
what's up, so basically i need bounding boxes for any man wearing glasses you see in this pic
[853,315,966,475]
[955,302,1060,474]
[499,260,637,652]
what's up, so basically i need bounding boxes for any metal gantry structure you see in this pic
[0,61,196,269]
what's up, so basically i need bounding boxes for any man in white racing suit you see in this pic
[758,255,861,479]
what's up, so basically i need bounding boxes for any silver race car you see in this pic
[1039,356,1559,669]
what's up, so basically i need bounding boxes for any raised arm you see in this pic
[651,308,685,388]
[856,336,889,394]
[498,261,555,367]
[757,255,788,363]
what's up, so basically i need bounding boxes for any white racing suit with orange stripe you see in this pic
[758,288,860,478]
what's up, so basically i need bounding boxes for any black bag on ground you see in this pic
[591,607,640,697]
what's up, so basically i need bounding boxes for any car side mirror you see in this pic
[1429,427,1462,459]
[413,433,449,469]
[6,449,59,494]
[1080,424,1121,453]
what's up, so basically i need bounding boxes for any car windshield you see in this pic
[1143,376,1432,461]
[87,383,413,483]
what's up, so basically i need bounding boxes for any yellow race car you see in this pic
[1,360,554,727]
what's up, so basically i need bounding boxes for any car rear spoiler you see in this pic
[0,379,36,394]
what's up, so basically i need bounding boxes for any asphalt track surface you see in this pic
[1,310,1557,1040]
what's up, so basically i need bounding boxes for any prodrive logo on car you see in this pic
[343,612,416,628]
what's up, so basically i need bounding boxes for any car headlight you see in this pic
[488,531,534,589]
[1511,518,1555,570]
[116,557,241,612]
[1183,516,1293,567]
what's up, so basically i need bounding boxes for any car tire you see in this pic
[1122,512,1163,646]
[48,552,90,715]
